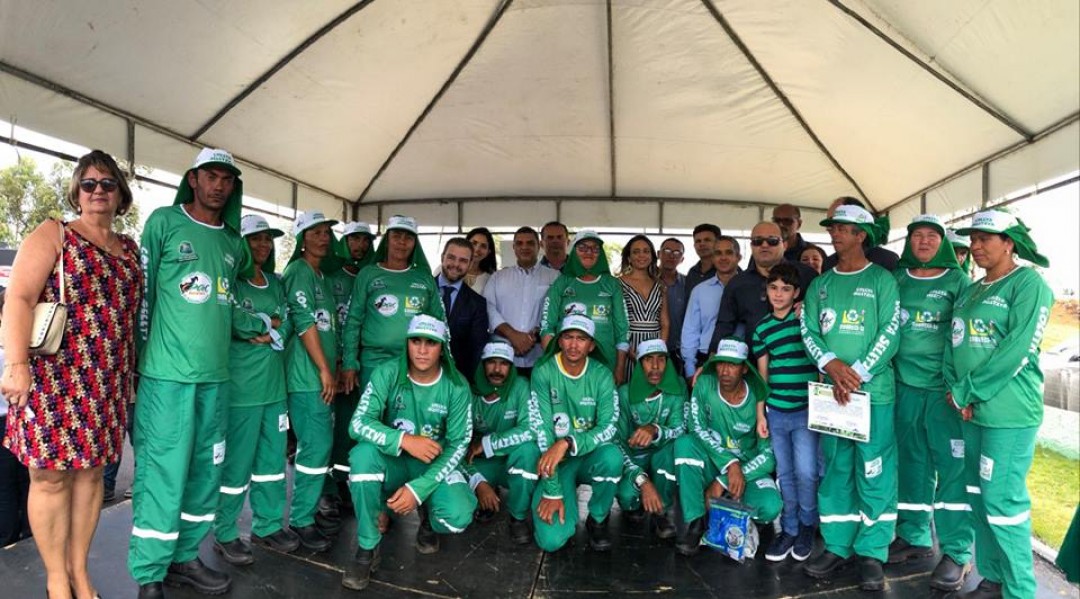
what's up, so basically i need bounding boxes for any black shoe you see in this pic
[886,537,933,564]
[653,512,676,540]
[317,494,342,521]
[676,518,706,556]
[416,513,440,554]
[315,510,343,536]
[804,551,853,579]
[213,537,254,566]
[137,582,164,599]
[929,555,968,592]
[858,557,885,591]
[291,524,332,552]
[957,577,1004,598]
[586,516,612,552]
[341,546,381,591]
[164,558,231,595]
[509,517,532,545]
[624,508,646,524]
[252,528,301,554]
[474,509,497,524]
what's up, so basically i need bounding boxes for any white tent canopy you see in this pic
[1,0,1077,232]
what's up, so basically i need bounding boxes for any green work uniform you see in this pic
[894,268,973,563]
[801,263,901,562]
[130,206,266,584]
[283,259,339,528]
[945,266,1054,599]
[615,384,685,513]
[348,361,476,551]
[214,274,292,543]
[460,376,541,520]
[527,354,623,552]
[327,266,360,485]
[675,376,781,524]
[540,276,630,371]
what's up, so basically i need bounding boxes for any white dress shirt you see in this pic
[483,262,560,367]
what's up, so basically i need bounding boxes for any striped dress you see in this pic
[750,311,818,412]
[620,278,664,379]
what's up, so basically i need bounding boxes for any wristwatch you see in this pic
[633,473,649,490]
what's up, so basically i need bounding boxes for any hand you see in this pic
[628,425,658,448]
[960,405,974,422]
[318,367,336,404]
[386,486,419,515]
[270,316,282,329]
[1,363,31,410]
[340,369,358,394]
[248,333,273,345]
[377,511,391,534]
[823,359,862,406]
[536,496,566,525]
[793,302,804,318]
[537,438,569,478]
[614,367,627,387]
[691,366,703,388]
[756,417,769,439]
[475,481,501,512]
[706,480,724,501]
[467,438,485,464]
[401,434,443,463]
[726,462,746,500]
[507,330,535,356]
[640,479,664,514]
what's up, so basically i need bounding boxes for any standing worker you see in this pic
[947,210,1054,599]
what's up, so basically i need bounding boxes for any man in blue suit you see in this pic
[437,238,490,379]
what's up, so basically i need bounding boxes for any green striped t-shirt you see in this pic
[751,311,818,412]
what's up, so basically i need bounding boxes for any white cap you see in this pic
[341,222,375,238]
[481,342,515,363]
[822,204,874,226]
[957,210,1019,234]
[908,214,946,232]
[946,229,969,247]
[713,338,749,363]
[406,314,448,343]
[636,339,668,358]
[559,314,596,338]
[240,214,284,238]
[386,215,418,235]
[294,211,338,236]
[573,229,602,246]
[192,148,240,175]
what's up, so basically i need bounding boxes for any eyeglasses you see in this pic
[750,236,782,247]
[576,244,601,255]
[79,178,119,193]
[661,249,683,257]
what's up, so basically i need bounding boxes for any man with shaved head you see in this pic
[707,221,818,351]
[772,204,810,263]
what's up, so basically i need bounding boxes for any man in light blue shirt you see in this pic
[483,227,560,376]
[680,236,740,378]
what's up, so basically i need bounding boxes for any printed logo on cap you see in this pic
[482,342,515,363]
[716,338,748,361]
[179,272,212,304]
[971,211,1017,231]
[636,339,667,358]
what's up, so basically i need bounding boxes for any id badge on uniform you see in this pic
[213,441,226,465]
[279,413,289,432]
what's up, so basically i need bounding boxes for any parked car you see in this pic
[1043,340,1080,412]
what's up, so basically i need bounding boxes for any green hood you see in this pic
[563,230,611,278]
[336,231,377,271]
[699,343,770,404]
[471,357,520,399]
[287,228,343,271]
[174,167,244,234]
[627,354,686,404]
[947,230,973,273]
[395,333,466,390]
[956,211,1050,268]
[371,233,432,274]
[898,217,961,270]
[535,331,612,373]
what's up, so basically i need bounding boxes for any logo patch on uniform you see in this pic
[840,309,866,333]
[573,416,589,431]
[820,308,837,335]
[818,285,828,301]
[216,276,231,304]
[592,304,609,319]
[563,302,587,317]
[950,439,964,459]
[315,308,333,332]
[374,294,399,316]
[213,441,226,465]
[951,317,965,347]
[223,253,236,268]
[550,389,561,405]
[756,478,777,490]
[178,241,198,261]
[179,272,212,304]
[278,413,289,432]
[553,412,571,437]
[393,418,416,435]
[241,298,254,311]
[404,296,423,314]
[979,455,993,481]
[314,286,324,301]
[865,456,882,479]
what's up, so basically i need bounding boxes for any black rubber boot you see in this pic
[676,518,706,556]
[164,558,231,595]
[886,537,933,563]
[416,511,440,554]
[509,517,532,545]
[341,545,381,591]
[137,582,164,599]
[213,537,254,566]
[291,524,332,552]
[858,557,885,591]
[586,516,612,552]
[804,551,853,580]
[252,527,302,554]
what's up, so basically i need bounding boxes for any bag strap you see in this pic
[55,219,66,305]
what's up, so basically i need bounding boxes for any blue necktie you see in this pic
[442,285,454,314]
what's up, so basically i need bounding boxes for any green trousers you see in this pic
[214,401,288,542]
[531,443,623,553]
[818,402,897,562]
[964,424,1038,599]
[468,443,542,520]
[128,379,227,584]
[673,435,781,523]
[895,382,973,563]
[616,443,678,512]
[327,389,360,486]
[349,441,477,551]
[288,391,332,528]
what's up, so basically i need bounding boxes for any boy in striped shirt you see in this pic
[752,263,820,562]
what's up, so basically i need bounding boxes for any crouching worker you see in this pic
[616,339,686,539]
[529,315,623,553]
[462,342,541,545]
[675,338,781,556]
[343,315,475,591]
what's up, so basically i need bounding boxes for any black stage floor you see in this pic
[2,490,1077,599]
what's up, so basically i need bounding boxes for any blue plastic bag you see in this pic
[703,497,759,562]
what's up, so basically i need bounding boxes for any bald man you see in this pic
[772,204,810,263]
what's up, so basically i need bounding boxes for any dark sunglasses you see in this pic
[750,236,782,247]
[79,178,119,193]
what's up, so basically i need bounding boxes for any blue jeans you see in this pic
[767,408,820,536]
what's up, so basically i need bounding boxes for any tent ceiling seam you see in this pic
[698,0,875,211]
[606,0,617,198]
[354,0,515,205]
[0,60,352,205]
[828,0,1033,142]
[356,195,824,213]
[189,0,376,141]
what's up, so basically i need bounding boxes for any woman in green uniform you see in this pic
[282,211,341,552]
[213,215,300,564]
[947,210,1054,599]
[539,230,630,384]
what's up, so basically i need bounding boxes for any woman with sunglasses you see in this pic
[2,150,142,599]
[539,230,630,384]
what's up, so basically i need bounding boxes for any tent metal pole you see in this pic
[190,0,376,140]
[699,0,874,211]
[291,182,299,214]
[355,0,514,204]
[828,0,1033,142]
[920,193,926,214]
[126,120,136,178]
[981,164,990,208]
[659,201,665,234]
[606,0,617,197]
[457,201,464,233]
